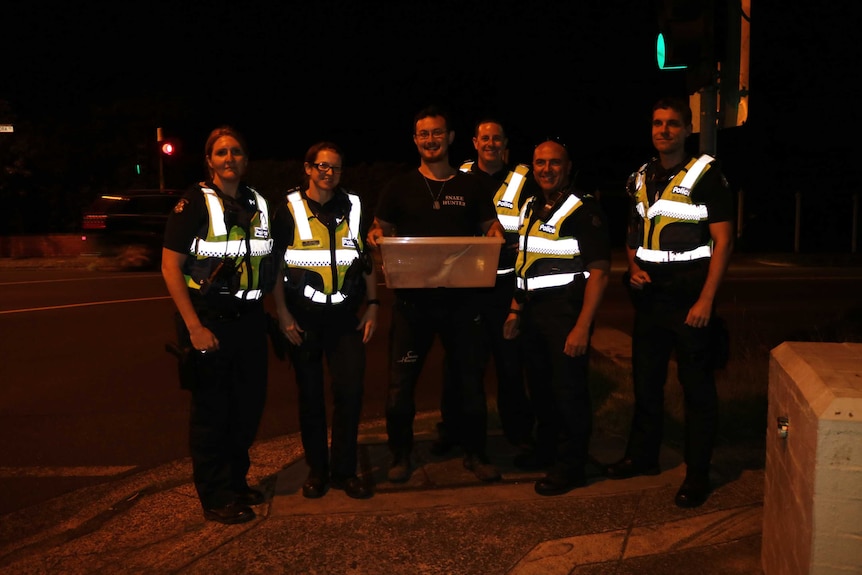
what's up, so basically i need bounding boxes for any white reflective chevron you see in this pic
[636,244,712,263]
[303,285,346,303]
[646,199,709,221]
[190,238,273,257]
[519,235,581,256]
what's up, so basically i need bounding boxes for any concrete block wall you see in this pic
[763,342,862,575]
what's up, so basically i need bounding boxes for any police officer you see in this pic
[504,138,611,496]
[604,97,734,508]
[270,141,378,500]
[432,118,537,464]
[162,126,274,524]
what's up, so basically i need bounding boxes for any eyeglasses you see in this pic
[311,162,343,174]
[415,129,448,141]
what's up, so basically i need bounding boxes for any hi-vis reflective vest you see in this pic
[460,161,531,275]
[632,155,714,264]
[283,189,363,305]
[515,193,588,292]
[185,184,273,300]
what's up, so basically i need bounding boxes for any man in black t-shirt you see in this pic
[367,105,504,484]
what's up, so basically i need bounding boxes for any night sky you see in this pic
[5,3,702,164]
[3,1,861,203]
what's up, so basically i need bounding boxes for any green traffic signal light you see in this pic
[656,33,688,70]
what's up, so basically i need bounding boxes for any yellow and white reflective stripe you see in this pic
[646,199,709,221]
[635,163,647,191]
[497,165,529,205]
[198,187,271,251]
[254,190,270,230]
[284,248,356,267]
[679,154,713,190]
[499,170,526,204]
[636,244,712,263]
[345,194,362,246]
[516,271,589,291]
[288,191,313,239]
[544,195,581,227]
[498,213,520,232]
[497,267,515,275]
[459,161,474,172]
[520,235,581,255]
[303,285,346,303]
[191,238,273,257]
[287,191,362,248]
[201,188,228,237]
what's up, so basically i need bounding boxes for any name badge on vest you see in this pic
[302,240,320,247]
[342,237,357,248]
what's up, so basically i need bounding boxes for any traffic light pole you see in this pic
[698,81,718,157]
[157,127,165,193]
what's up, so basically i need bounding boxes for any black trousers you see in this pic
[438,273,535,447]
[288,307,365,479]
[626,296,718,476]
[188,304,268,509]
[386,294,488,457]
[520,293,592,473]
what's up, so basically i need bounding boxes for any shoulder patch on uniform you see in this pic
[173,198,189,213]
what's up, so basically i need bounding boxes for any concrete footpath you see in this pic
[0,254,776,574]
[0,406,765,575]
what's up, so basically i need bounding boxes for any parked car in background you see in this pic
[81,189,183,269]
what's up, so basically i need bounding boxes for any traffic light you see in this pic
[160,141,175,156]
[656,0,724,92]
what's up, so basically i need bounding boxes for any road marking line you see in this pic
[0,273,162,287]
[0,296,171,315]
[0,466,138,478]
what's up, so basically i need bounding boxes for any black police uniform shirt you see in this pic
[375,170,497,237]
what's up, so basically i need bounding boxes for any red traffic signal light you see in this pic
[161,141,175,156]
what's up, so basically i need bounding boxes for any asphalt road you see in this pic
[1,253,860,517]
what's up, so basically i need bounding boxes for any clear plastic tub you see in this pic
[377,236,504,288]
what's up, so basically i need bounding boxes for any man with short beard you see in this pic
[367,105,504,484]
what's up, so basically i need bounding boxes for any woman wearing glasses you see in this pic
[270,141,379,499]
